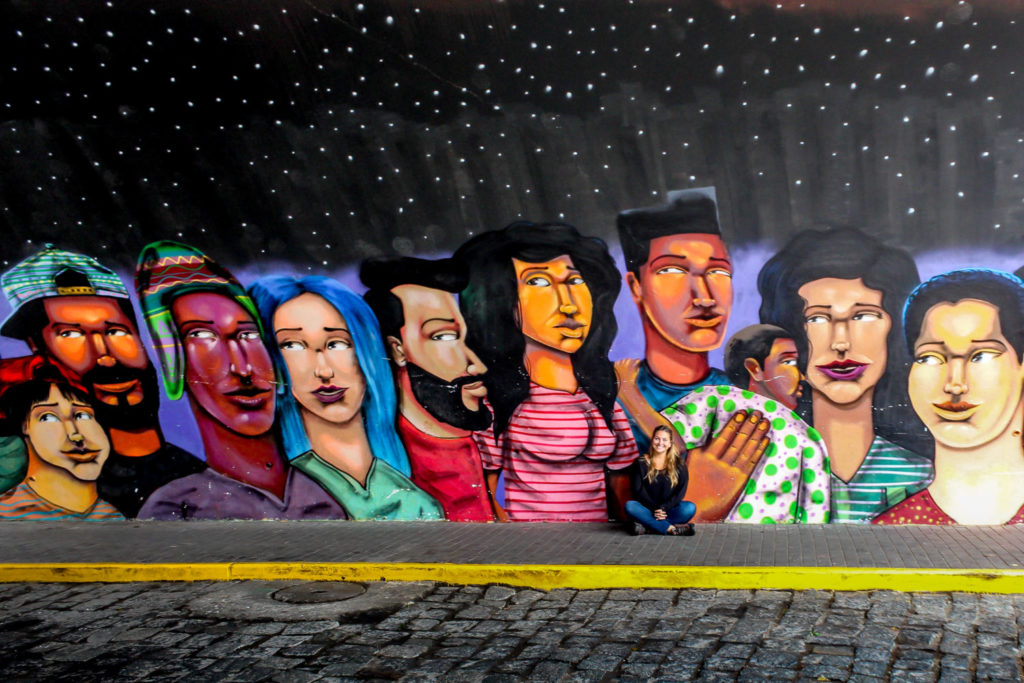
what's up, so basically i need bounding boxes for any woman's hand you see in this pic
[653,508,668,521]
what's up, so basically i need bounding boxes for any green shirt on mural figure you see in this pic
[828,436,933,524]
[0,436,28,494]
[291,451,444,521]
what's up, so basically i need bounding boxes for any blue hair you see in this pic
[248,275,410,476]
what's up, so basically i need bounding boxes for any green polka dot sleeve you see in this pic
[662,385,830,524]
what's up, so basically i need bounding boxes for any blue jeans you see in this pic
[625,500,696,535]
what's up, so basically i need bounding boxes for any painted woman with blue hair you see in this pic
[249,275,442,521]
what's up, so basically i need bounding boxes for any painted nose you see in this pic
[227,340,252,377]
[691,275,715,308]
[91,334,116,367]
[944,359,968,396]
[830,321,850,353]
[315,351,334,380]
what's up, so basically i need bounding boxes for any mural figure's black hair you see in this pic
[616,195,721,277]
[723,324,794,389]
[757,226,928,454]
[454,221,620,438]
[361,256,468,341]
[0,377,92,437]
[903,269,1024,362]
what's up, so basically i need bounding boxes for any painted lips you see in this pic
[225,385,271,408]
[555,318,586,338]
[62,447,102,463]
[686,314,723,329]
[932,400,980,421]
[817,360,868,381]
[312,385,347,404]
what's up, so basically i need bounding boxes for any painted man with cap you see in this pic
[134,241,345,520]
[361,256,497,522]
[615,189,771,522]
[0,245,205,517]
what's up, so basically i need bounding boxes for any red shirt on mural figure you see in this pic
[361,257,497,522]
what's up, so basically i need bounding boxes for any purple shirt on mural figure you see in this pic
[137,466,347,520]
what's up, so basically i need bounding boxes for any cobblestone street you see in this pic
[1,581,1021,682]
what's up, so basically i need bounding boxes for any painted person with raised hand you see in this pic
[615,189,772,522]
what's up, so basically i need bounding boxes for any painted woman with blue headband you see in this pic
[249,276,442,521]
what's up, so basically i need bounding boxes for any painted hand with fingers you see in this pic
[686,410,771,522]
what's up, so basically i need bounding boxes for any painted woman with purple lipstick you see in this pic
[758,228,933,523]
[250,276,442,521]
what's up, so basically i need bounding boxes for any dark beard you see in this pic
[79,364,162,432]
[406,361,492,432]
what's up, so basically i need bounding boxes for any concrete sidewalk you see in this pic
[3,521,1024,591]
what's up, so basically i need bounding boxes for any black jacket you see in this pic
[630,458,689,512]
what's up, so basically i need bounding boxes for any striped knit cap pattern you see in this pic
[0,244,129,339]
[135,240,264,401]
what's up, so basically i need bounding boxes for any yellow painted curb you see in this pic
[1,563,1024,593]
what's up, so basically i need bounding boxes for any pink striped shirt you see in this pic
[474,383,638,522]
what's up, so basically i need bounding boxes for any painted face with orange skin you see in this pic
[626,234,733,352]
[24,384,110,482]
[37,297,149,409]
[171,292,276,437]
[513,255,593,354]
[748,337,804,410]
[799,278,890,407]
[909,299,1024,450]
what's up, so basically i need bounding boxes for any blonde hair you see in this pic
[644,425,681,487]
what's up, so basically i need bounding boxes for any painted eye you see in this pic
[74,411,95,422]
[852,312,882,322]
[525,276,551,287]
[914,354,944,365]
[279,340,305,351]
[58,329,84,339]
[37,413,60,423]
[780,359,798,367]
[238,331,261,342]
[326,338,352,350]
[655,266,686,275]
[805,314,829,324]
[107,329,131,337]
[430,332,459,342]
[708,268,733,279]
[187,329,216,339]
[970,350,1001,363]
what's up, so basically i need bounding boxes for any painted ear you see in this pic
[625,271,643,305]
[744,358,764,383]
[387,336,407,366]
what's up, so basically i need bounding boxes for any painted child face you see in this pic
[909,299,1024,449]
[513,255,593,354]
[799,278,890,407]
[273,293,367,427]
[627,233,733,353]
[24,385,110,482]
[757,337,804,410]
[39,297,149,411]
[391,284,488,414]
[171,292,276,436]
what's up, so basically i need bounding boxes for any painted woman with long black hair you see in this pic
[456,222,639,522]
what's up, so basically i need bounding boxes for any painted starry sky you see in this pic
[2,0,1024,273]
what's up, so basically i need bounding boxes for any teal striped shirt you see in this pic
[829,436,933,524]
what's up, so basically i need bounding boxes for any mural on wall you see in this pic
[2,0,1024,524]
